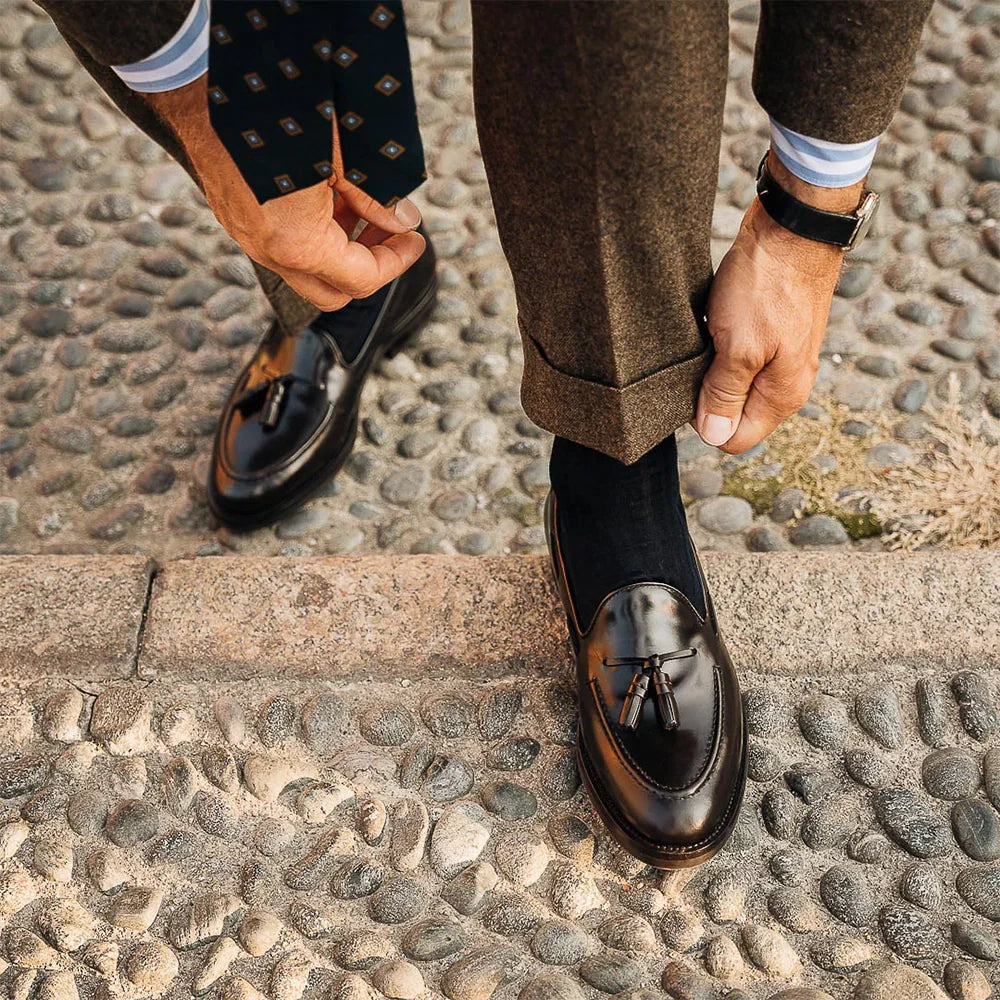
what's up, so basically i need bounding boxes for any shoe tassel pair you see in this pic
[605,648,695,732]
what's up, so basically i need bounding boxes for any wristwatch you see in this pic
[755,154,880,251]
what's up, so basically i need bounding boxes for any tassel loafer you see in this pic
[545,491,747,869]
[208,231,437,531]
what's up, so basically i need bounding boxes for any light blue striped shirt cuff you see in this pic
[769,118,878,188]
[111,0,208,93]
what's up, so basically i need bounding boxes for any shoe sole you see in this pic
[208,278,438,533]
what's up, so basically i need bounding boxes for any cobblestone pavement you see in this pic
[0,0,998,559]
[3,663,1000,1000]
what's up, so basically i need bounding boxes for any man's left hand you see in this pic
[694,151,862,454]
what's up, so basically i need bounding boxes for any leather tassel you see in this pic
[652,670,680,731]
[619,672,649,730]
[261,380,286,429]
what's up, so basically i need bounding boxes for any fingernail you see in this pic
[393,198,421,229]
[701,414,734,447]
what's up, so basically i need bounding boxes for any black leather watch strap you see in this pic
[755,155,878,251]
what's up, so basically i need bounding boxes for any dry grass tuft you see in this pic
[718,379,1000,548]
[875,378,1000,550]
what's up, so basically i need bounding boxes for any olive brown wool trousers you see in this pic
[41,0,932,464]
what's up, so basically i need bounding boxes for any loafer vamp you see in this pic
[218,379,337,480]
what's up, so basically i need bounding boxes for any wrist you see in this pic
[144,74,211,154]
[743,197,845,278]
[765,149,865,214]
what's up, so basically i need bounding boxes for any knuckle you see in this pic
[703,381,747,407]
[263,233,309,270]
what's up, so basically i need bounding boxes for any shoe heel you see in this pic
[383,279,438,359]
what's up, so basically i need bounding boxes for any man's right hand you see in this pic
[146,75,426,312]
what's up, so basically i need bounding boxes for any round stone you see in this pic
[789,515,848,546]
[878,905,944,960]
[743,688,786,735]
[360,704,416,746]
[490,736,540,771]
[66,789,109,836]
[478,688,522,740]
[440,948,526,1000]
[697,496,752,534]
[237,909,281,956]
[952,672,998,742]
[761,788,800,841]
[430,802,492,878]
[922,748,981,800]
[747,743,783,782]
[549,863,604,920]
[802,797,859,850]
[36,898,95,952]
[579,954,641,994]
[419,694,473,738]
[423,756,474,802]
[703,869,747,923]
[873,788,952,858]
[90,685,150,754]
[494,830,549,886]
[916,679,949,747]
[942,958,991,1000]
[808,933,872,975]
[957,864,1000,921]
[770,847,807,887]
[336,929,392,970]
[330,858,385,900]
[660,909,705,951]
[798,695,849,750]
[844,748,892,789]
[40,688,83,743]
[740,924,800,978]
[951,918,1000,961]
[369,876,429,925]
[852,962,947,1000]
[401,917,467,962]
[768,887,823,933]
[441,861,498,916]
[256,695,295,747]
[704,934,745,981]
[122,941,178,991]
[480,781,537,820]
[107,799,159,847]
[900,863,944,910]
[854,687,903,748]
[0,755,49,798]
[518,973,583,1000]
[546,815,594,867]
[381,466,428,506]
[819,865,876,927]
[952,798,1000,862]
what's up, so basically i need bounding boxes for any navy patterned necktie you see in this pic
[207,0,425,206]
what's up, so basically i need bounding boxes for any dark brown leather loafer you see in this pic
[208,231,437,531]
[545,492,747,869]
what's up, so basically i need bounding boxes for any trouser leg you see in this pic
[471,0,729,464]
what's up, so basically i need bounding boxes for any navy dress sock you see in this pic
[549,434,707,629]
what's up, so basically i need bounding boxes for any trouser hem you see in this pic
[520,332,713,466]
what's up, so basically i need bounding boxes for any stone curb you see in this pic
[139,552,1000,680]
[3,552,998,682]
[0,555,153,679]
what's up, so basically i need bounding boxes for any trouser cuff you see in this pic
[520,334,713,466]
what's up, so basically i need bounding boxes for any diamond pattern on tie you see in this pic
[208,1,425,205]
